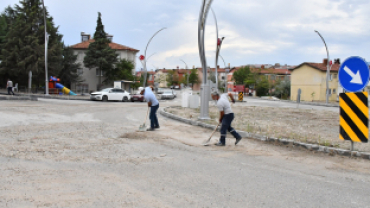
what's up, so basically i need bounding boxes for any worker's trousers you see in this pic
[220,113,241,144]
[150,104,159,128]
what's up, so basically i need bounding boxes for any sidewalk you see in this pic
[0,90,90,101]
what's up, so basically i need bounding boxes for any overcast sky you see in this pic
[1,0,370,71]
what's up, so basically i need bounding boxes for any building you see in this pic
[290,59,340,102]
[154,69,168,88]
[136,71,155,86]
[226,65,291,95]
[70,32,139,93]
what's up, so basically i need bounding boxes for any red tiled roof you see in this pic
[228,66,291,75]
[70,39,139,52]
[136,71,155,76]
[291,63,340,72]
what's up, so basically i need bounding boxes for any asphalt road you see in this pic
[0,95,369,207]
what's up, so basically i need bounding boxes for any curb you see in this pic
[0,95,38,101]
[244,96,339,107]
[0,93,90,101]
[160,106,370,160]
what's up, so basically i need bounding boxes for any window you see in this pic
[76,83,88,94]
[96,69,104,76]
[329,74,337,81]
[77,69,83,75]
[333,89,336,94]
[328,89,332,95]
[82,35,89,42]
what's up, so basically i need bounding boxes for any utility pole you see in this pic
[180,59,189,87]
[315,30,330,104]
[211,8,224,93]
[141,28,166,87]
[42,0,49,95]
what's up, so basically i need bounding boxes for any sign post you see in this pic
[338,56,369,151]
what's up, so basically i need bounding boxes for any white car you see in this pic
[90,88,131,102]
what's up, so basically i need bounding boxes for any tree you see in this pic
[233,66,257,87]
[272,79,291,99]
[0,15,7,46]
[58,45,82,88]
[104,59,134,84]
[179,74,188,86]
[166,70,174,87]
[166,70,179,87]
[0,0,63,88]
[255,75,269,96]
[83,12,118,90]
[189,68,200,89]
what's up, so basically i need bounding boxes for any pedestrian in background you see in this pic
[140,86,160,131]
[6,79,14,95]
[211,91,242,146]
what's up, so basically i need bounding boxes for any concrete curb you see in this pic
[244,96,339,107]
[160,106,369,160]
[0,95,38,101]
[0,93,90,101]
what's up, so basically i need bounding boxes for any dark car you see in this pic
[130,94,145,102]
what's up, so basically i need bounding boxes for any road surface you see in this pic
[0,95,369,207]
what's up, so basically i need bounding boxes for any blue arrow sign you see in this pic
[339,56,369,92]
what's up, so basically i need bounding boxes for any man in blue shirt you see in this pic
[140,86,160,131]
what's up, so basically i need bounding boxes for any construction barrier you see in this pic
[238,92,244,101]
[339,92,368,143]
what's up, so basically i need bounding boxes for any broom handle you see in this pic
[211,123,220,137]
[144,107,150,124]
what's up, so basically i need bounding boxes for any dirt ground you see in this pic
[1,98,370,207]
[168,105,370,152]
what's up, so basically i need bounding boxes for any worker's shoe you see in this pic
[235,137,242,145]
[215,142,225,146]
[154,126,160,129]
[147,128,155,131]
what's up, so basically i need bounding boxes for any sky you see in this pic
[1,0,370,71]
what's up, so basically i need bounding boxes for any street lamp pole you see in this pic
[210,8,224,93]
[315,30,330,104]
[198,0,213,120]
[180,59,189,87]
[42,0,49,95]
[142,27,166,87]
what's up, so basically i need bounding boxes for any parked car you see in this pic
[174,85,180,90]
[90,88,131,102]
[130,94,145,102]
[160,90,176,100]
[157,88,164,94]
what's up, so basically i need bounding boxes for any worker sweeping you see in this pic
[211,91,242,146]
[140,86,160,131]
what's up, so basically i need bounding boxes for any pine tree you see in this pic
[58,45,82,88]
[83,12,118,90]
[0,0,63,88]
[104,59,134,83]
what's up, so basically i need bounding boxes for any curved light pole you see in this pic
[141,27,166,87]
[180,59,189,87]
[198,0,214,119]
[41,0,49,95]
[315,30,330,104]
[210,8,224,93]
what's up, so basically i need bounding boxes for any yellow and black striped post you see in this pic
[339,92,368,143]
[238,92,244,101]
